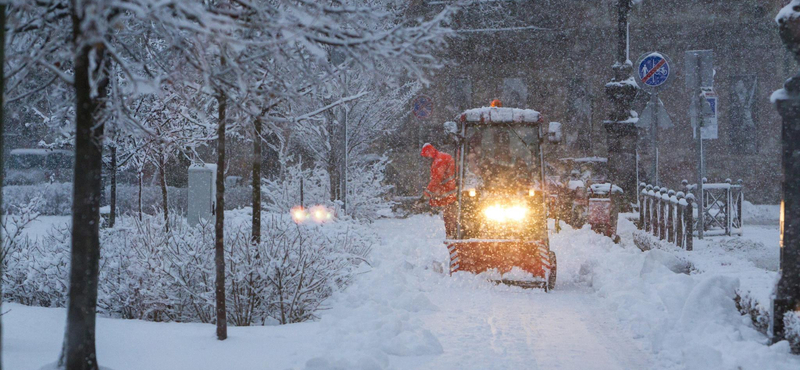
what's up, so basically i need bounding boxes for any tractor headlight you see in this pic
[483,204,528,223]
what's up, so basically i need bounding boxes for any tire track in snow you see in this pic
[369,215,651,370]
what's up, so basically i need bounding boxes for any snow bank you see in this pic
[550,219,800,369]
[742,201,780,225]
[301,215,448,369]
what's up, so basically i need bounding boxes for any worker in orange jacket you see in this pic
[421,143,458,238]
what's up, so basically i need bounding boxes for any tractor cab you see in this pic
[446,103,557,290]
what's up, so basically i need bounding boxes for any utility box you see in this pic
[188,163,217,227]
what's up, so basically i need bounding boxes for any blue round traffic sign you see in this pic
[636,52,672,92]
[412,95,434,120]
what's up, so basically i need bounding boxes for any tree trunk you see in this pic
[61,15,109,370]
[0,6,6,369]
[215,87,228,341]
[109,145,116,228]
[137,170,143,221]
[252,118,262,244]
[159,147,169,232]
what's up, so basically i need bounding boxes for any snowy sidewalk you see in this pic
[7,214,799,370]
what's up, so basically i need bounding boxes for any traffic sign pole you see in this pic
[635,52,673,189]
[694,55,705,240]
[653,92,660,187]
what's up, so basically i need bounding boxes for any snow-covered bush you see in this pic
[734,291,771,335]
[262,164,330,213]
[2,183,72,215]
[2,183,254,216]
[109,185,187,216]
[345,157,394,220]
[785,311,800,353]
[2,210,374,326]
[1,197,70,307]
[261,159,394,221]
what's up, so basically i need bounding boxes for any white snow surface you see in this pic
[6,214,800,370]
[777,0,800,24]
[461,107,541,124]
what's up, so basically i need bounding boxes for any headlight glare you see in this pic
[483,204,528,222]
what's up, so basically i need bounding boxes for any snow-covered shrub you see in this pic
[262,164,330,213]
[2,183,72,215]
[260,217,374,324]
[785,311,800,353]
[3,209,375,326]
[3,183,255,216]
[345,157,394,220]
[734,290,771,335]
[110,185,187,216]
[1,197,70,307]
[261,159,394,221]
[225,185,253,210]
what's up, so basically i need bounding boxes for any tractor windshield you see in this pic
[464,125,539,193]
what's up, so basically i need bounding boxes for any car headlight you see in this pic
[483,204,528,222]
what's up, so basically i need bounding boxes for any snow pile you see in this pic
[742,201,780,225]
[301,216,447,369]
[551,220,800,369]
[2,209,375,326]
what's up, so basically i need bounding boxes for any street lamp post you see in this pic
[772,1,800,345]
[604,0,639,208]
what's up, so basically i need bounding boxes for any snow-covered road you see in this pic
[311,215,651,370]
[418,288,650,370]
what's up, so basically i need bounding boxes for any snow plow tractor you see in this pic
[446,103,559,291]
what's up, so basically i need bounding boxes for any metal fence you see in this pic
[686,179,744,236]
[638,183,695,250]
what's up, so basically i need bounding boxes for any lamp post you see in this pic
[604,0,639,208]
[772,1,800,345]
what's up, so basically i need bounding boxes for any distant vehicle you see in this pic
[558,157,609,186]
[5,148,74,185]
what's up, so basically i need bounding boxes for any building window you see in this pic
[502,78,528,109]
[448,78,472,113]
[728,75,758,155]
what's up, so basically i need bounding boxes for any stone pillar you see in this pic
[604,0,639,209]
[772,2,800,346]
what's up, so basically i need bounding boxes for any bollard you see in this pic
[676,192,686,249]
[685,193,694,251]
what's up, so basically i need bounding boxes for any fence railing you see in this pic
[685,179,744,236]
[638,183,695,251]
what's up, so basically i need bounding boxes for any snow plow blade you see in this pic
[447,240,555,290]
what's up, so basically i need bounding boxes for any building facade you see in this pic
[389,0,788,204]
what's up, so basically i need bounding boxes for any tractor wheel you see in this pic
[547,251,557,292]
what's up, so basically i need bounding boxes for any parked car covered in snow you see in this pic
[5,148,74,185]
